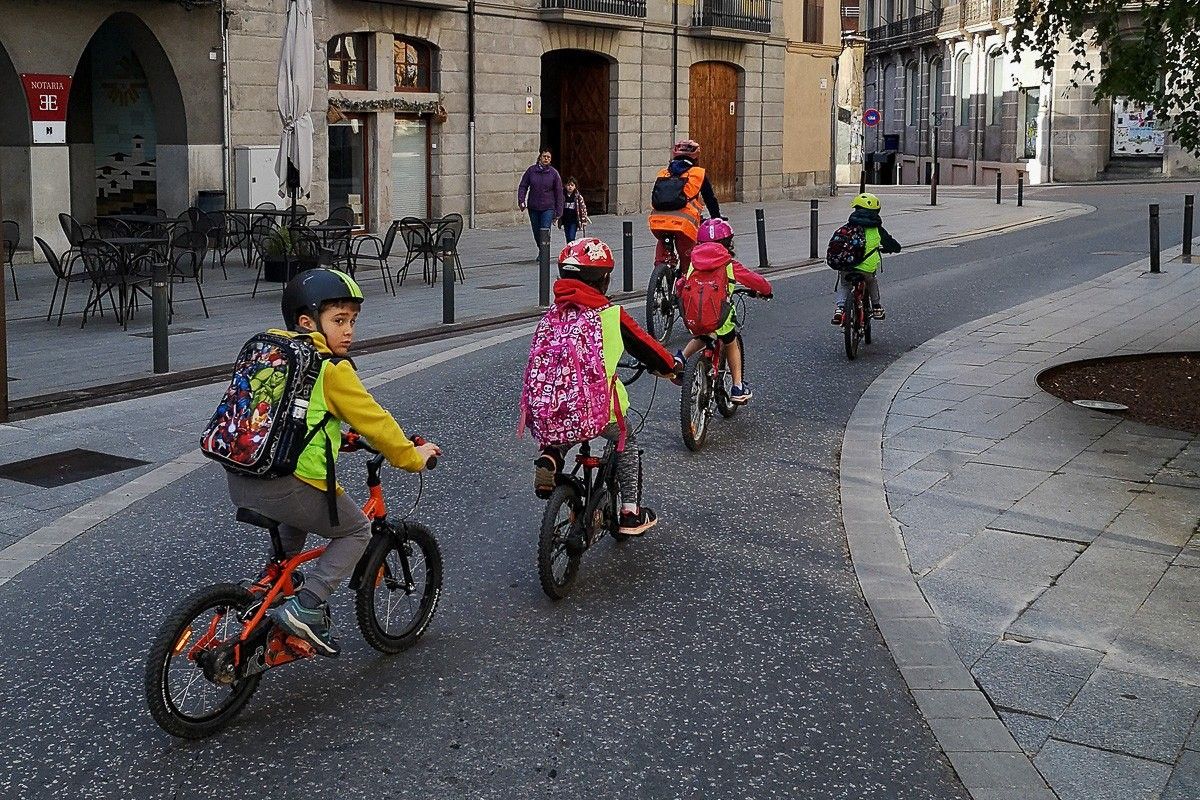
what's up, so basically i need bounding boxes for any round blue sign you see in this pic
[864,108,881,127]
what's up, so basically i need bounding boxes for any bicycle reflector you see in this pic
[172,628,193,657]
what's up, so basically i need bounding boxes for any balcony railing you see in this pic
[539,0,646,17]
[692,0,772,34]
[865,9,943,49]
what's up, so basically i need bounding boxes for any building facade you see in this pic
[0,0,843,254]
[859,0,1200,186]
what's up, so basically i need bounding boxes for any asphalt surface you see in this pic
[1,183,1195,799]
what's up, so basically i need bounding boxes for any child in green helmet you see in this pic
[832,192,902,325]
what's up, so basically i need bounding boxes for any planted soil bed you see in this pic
[1038,352,1200,433]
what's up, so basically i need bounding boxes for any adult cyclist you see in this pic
[647,139,723,272]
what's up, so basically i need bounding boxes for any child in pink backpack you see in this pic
[522,238,677,535]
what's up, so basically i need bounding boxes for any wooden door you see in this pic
[559,56,610,214]
[689,62,738,201]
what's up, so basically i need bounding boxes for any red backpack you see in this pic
[678,242,732,336]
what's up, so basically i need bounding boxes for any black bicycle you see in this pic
[840,271,873,360]
[646,233,680,343]
[537,361,651,599]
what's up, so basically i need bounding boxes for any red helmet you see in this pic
[697,218,734,245]
[558,237,615,278]
[672,139,700,159]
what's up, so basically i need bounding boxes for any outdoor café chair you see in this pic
[2,219,18,300]
[430,213,465,284]
[349,219,399,294]
[328,205,355,227]
[78,239,151,329]
[36,236,91,326]
[96,217,132,240]
[166,230,209,319]
[397,217,437,287]
[249,217,277,298]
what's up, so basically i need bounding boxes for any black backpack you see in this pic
[651,171,693,211]
[826,223,868,270]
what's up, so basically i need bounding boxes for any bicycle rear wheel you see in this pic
[646,263,677,343]
[538,485,583,599]
[864,313,873,346]
[843,300,861,360]
[680,352,713,451]
[356,523,443,654]
[145,584,262,739]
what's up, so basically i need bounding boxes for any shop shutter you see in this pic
[391,118,429,220]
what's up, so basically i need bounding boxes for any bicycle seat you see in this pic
[236,507,279,530]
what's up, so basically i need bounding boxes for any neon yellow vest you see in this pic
[293,361,342,485]
[859,228,883,274]
[599,305,627,423]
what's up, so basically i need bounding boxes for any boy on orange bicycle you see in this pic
[226,269,440,656]
[675,219,772,404]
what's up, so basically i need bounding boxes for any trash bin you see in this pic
[197,190,226,213]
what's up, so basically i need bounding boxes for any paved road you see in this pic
[0,183,1194,799]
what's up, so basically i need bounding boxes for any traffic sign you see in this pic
[864,108,880,128]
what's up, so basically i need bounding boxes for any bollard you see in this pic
[441,234,455,323]
[808,200,819,260]
[1184,194,1194,262]
[894,160,901,186]
[1149,203,1161,274]
[858,171,866,195]
[152,262,170,374]
[995,172,1002,204]
[755,208,769,269]
[538,227,551,306]
[930,163,939,207]
[622,220,634,292]
[1017,173,1024,207]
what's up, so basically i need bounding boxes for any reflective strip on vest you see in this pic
[293,361,341,484]
[599,305,627,423]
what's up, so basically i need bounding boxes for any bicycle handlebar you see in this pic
[342,430,437,470]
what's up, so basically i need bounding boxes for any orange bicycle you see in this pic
[145,433,442,739]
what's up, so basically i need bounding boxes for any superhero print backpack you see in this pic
[826,223,868,270]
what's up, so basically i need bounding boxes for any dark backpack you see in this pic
[826,223,868,270]
[200,332,330,478]
[651,172,693,212]
[678,262,731,336]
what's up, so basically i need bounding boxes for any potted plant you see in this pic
[262,224,320,282]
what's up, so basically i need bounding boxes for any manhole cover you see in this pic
[1072,399,1130,412]
[0,449,151,487]
[130,327,201,338]
[479,283,520,290]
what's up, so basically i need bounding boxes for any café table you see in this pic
[94,237,168,328]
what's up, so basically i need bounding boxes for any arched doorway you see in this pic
[67,14,186,218]
[541,50,612,214]
[0,40,31,248]
[689,62,740,201]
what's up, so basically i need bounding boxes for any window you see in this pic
[392,117,430,219]
[1023,87,1040,159]
[328,115,369,229]
[956,52,971,126]
[905,62,919,125]
[328,33,368,89]
[987,48,1004,125]
[803,0,825,43]
[882,64,896,131]
[928,58,944,127]
[394,36,433,92]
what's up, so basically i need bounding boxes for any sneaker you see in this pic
[268,596,340,657]
[831,308,844,325]
[872,305,886,320]
[730,384,753,404]
[618,507,659,536]
[534,452,559,499]
[673,349,685,372]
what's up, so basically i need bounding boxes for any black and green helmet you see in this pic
[281,268,364,330]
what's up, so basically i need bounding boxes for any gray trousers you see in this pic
[227,473,372,602]
[546,423,642,508]
[835,273,880,307]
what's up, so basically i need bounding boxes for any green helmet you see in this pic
[281,268,363,330]
[851,192,881,211]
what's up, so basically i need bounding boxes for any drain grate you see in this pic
[0,449,151,488]
[478,283,520,290]
[130,327,201,338]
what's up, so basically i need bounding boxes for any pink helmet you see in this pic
[697,218,734,245]
[672,139,700,159]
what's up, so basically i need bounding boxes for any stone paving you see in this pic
[2,190,1079,401]
[845,244,1200,799]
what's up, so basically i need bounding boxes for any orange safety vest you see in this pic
[648,166,707,238]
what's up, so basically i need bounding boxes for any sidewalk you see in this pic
[843,247,1200,799]
[2,191,1083,403]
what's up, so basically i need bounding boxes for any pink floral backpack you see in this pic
[519,302,622,449]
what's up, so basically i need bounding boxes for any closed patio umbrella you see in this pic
[276,0,314,223]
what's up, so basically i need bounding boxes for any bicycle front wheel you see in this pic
[356,523,443,654]
[538,485,583,600]
[716,334,743,419]
[144,584,262,739]
[646,263,677,343]
[680,352,713,451]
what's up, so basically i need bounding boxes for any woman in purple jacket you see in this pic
[517,150,564,253]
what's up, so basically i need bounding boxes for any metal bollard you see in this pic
[622,220,634,292]
[1184,194,1194,262]
[808,200,819,260]
[930,163,938,207]
[152,262,170,374]
[995,172,1002,204]
[1150,203,1161,274]
[755,208,769,269]
[441,234,454,323]
[858,171,866,195]
[538,227,551,306]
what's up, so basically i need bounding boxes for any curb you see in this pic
[839,240,1193,799]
